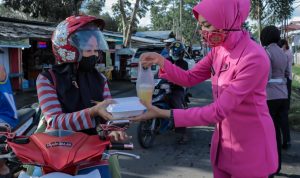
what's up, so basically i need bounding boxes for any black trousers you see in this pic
[281,79,291,145]
[287,78,292,109]
[169,90,186,134]
[267,99,288,174]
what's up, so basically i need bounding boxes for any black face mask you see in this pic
[78,55,98,72]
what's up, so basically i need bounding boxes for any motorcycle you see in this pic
[0,120,139,178]
[0,103,41,177]
[14,103,41,137]
[137,79,190,149]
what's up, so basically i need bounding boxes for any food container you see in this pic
[106,97,146,119]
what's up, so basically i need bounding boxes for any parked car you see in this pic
[130,45,164,82]
[130,44,196,83]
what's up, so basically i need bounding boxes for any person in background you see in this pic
[260,26,290,177]
[168,42,189,144]
[278,39,293,150]
[133,0,278,177]
[160,38,176,59]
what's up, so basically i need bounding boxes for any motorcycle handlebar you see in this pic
[106,120,130,128]
[109,142,134,150]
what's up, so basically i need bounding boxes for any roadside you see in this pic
[290,65,300,132]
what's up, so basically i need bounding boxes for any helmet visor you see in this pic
[70,29,109,52]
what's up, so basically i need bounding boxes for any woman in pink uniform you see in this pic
[133,0,278,177]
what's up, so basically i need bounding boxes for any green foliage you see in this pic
[250,0,295,36]
[2,0,105,22]
[111,0,153,32]
[3,0,79,22]
[0,4,31,19]
[292,65,300,76]
[150,0,199,45]
[80,0,105,17]
[100,12,119,32]
[270,0,295,22]
[137,25,151,31]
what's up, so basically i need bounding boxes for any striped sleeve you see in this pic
[36,74,94,131]
[101,73,112,99]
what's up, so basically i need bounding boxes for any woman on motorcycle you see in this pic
[133,0,278,177]
[36,15,127,177]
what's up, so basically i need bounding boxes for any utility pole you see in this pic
[172,0,176,37]
[179,0,183,41]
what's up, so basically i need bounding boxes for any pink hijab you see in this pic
[193,0,251,50]
[193,0,250,30]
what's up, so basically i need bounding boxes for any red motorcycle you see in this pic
[0,120,139,178]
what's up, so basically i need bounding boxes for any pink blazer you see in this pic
[159,32,278,177]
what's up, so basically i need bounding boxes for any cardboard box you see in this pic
[106,97,146,119]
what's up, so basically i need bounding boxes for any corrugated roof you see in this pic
[0,17,163,46]
[0,18,55,40]
[135,31,173,40]
[102,32,163,44]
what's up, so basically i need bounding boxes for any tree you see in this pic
[250,0,295,39]
[112,0,153,47]
[100,12,119,32]
[80,0,105,17]
[270,0,295,38]
[150,0,199,46]
[3,0,84,22]
[0,4,33,20]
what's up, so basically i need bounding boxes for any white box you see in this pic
[106,97,146,119]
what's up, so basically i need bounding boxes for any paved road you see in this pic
[111,81,300,178]
[14,80,300,178]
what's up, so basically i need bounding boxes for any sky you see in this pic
[103,0,151,27]
[103,0,300,27]
[1,0,300,26]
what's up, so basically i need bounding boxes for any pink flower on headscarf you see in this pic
[193,0,250,30]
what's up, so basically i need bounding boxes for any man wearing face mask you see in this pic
[36,15,127,177]
[168,42,189,144]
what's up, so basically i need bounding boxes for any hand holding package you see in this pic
[106,97,146,119]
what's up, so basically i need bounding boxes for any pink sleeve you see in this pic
[174,53,269,127]
[36,74,94,131]
[159,51,213,87]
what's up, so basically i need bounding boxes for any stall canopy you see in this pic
[0,39,31,48]
[116,48,135,55]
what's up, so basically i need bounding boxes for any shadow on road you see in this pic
[119,125,214,178]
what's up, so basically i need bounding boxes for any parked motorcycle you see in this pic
[14,103,41,137]
[0,120,138,178]
[0,102,41,143]
[137,79,190,149]
[0,103,41,177]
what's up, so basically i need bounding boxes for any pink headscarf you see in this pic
[193,0,250,30]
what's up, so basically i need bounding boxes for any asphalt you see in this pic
[14,80,300,159]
